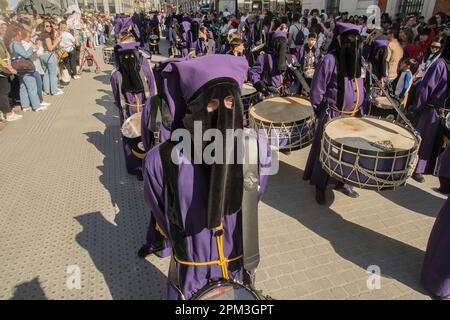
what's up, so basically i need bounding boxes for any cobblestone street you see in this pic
[0,40,445,300]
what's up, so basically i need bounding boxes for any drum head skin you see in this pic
[121,112,142,138]
[250,96,313,125]
[325,116,417,153]
[241,83,257,96]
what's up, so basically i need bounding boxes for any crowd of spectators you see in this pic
[0,10,114,125]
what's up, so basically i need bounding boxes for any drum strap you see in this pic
[242,131,260,278]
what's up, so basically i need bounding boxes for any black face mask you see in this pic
[339,31,362,78]
[183,78,244,229]
[118,50,144,94]
[370,45,388,78]
[273,37,287,72]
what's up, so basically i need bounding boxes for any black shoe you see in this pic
[335,185,360,198]
[412,173,425,183]
[137,245,151,258]
[316,187,326,205]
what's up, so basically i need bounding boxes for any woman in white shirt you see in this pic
[60,23,79,79]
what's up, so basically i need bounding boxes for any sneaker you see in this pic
[42,92,50,96]
[73,75,81,80]
[6,113,23,121]
[22,107,32,112]
[35,106,47,112]
[52,90,64,96]
[40,102,51,107]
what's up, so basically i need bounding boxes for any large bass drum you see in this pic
[191,281,268,300]
[241,83,262,127]
[249,96,316,151]
[320,116,420,191]
[121,112,146,159]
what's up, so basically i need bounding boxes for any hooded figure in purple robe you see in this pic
[248,31,298,96]
[303,23,367,205]
[142,55,271,300]
[421,194,450,299]
[242,14,261,66]
[407,40,449,183]
[110,23,156,180]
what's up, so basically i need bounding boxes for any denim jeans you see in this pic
[98,32,103,46]
[34,71,43,102]
[19,73,41,109]
[40,52,59,94]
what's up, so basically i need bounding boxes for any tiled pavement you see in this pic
[0,41,445,300]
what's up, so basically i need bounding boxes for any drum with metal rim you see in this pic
[191,280,267,300]
[102,46,115,65]
[241,83,262,127]
[249,96,316,151]
[320,116,420,191]
[121,112,146,159]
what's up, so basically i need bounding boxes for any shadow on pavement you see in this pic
[10,277,47,300]
[76,90,167,299]
[262,160,428,295]
[377,183,444,218]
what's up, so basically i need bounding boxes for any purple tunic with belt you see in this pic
[143,55,271,299]
[409,58,448,174]
[110,42,156,176]
[421,194,450,297]
[302,53,366,189]
[143,140,271,300]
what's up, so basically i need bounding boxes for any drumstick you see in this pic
[362,57,418,135]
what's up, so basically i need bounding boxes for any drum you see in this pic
[191,281,266,300]
[368,96,398,121]
[102,46,115,65]
[249,96,316,151]
[241,83,262,126]
[320,116,420,191]
[121,112,145,159]
[149,35,160,45]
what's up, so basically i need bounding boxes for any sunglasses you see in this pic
[45,25,51,28]
[431,45,441,49]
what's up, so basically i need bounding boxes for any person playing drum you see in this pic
[111,18,156,180]
[406,34,449,183]
[303,22,367,205]
[248,31,298,96]
[142,55,271,300]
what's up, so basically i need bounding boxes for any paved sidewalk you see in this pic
[0,41,445,300]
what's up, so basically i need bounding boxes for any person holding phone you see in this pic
[39,20,63,96]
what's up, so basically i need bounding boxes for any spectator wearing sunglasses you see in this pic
[39,20,63,96]
[416,35,445,79]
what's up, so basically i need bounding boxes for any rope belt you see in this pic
[125,94,144,113]
[328,77,360,115]
[173,224,242,280]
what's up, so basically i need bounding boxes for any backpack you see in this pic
[293,25,305,46]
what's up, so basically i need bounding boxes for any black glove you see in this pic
[254,80,268,94]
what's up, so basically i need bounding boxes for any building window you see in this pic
[398,0,425,17]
